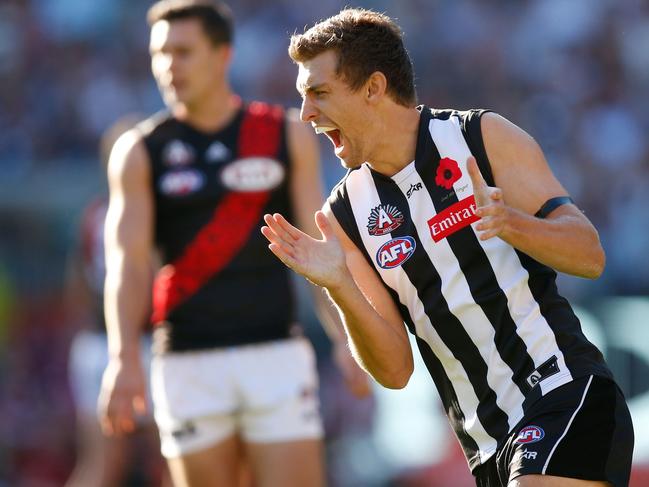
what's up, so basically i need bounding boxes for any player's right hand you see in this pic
[97,355,147,436]
[261,211,349,290]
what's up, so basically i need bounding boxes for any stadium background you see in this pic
[0,0,647,485]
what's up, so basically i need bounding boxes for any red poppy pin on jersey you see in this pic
[435,157,462,190]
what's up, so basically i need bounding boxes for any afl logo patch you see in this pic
[376,236,416,269]
[367,204,404,236]
[516,426,545,444]
[221,157,285,192]
[159,169,204,196]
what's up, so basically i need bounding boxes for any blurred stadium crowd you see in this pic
[0,0,647,486]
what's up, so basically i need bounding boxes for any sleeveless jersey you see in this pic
[139,101,296,352]
[79,196,108,330]
[328,106,612,470]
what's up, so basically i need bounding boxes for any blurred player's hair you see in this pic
[147,0,233,46]
[289,8,417,107]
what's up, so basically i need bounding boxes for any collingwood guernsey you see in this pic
[327,106,612,470]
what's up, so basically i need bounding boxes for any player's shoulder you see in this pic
[107,126,151,181]
[328,167,363,202]
[422,105,493,124]
[135,109,176,139]
[244,99,285,122]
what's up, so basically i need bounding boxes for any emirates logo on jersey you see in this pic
[367,204,404,236]
[427,196,479,242]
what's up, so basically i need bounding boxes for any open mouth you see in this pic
[315,126,343,151]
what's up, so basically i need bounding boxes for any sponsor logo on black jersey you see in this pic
[205,141,230,163]
[220,157,285,192]
[435,157,462,189]
[376,236,416,269]
[515,425,545,444]
[367,204,404,236]
[428,196,479,242]
[159,169,205,196]
[162,139,195,167]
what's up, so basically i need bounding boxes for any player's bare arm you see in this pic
[285,110,371,397]
[262,207,413,389]
[470,112,605,279]
[98,130,154,436]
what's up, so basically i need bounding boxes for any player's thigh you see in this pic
[511,475,609,487]
[246,438,324,487]
[166,434,241,487]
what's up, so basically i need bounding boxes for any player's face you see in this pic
[150,19,230,109]
[297,50,374,169]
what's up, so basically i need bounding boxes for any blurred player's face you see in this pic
[150,18,230,109]
[297,50,375,169]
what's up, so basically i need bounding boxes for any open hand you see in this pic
[466,156,508,240]
[261,211,349,289]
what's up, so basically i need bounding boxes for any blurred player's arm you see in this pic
[62,235,95,333]
[286,109,371,397]
[99,130,154,436]
[470,112,605,279]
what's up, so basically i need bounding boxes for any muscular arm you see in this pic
[261,208,413,389]
[322,207,413,389]
[99,130,154,435]
[104,131,154,358]
[473,112,605,278]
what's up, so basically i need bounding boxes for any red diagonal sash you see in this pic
[151,102,283,323]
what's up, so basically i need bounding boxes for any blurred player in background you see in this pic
[97,1,369,487]
[262,8,634,487]
[64,116,169,487]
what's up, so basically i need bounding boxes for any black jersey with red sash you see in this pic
[140,101,295,352]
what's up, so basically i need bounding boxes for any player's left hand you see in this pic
[467,156,508,240]
[333,342,372,398]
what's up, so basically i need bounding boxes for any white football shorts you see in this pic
[151,337,323,458]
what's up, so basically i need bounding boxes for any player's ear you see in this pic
[366,71,387,104]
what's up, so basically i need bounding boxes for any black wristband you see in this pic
[534,196,574,219]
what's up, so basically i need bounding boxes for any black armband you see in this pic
[534,196,574,219]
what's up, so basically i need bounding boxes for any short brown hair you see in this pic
[289,8,417,107]
[147,0,233,46]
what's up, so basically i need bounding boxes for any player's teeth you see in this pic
[315,126,335,134]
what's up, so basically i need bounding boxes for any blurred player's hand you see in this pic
[333,342,372,398]
[467,156,508,240]
[97,354,147,436]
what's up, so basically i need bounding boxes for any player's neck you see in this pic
[366,105,420,177]
[173,84,240,133]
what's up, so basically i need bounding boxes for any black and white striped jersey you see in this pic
[328,106,612,470]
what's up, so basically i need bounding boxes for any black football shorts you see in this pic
[474,375,634,487]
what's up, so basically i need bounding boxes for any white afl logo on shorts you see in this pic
[220,157,285,192]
